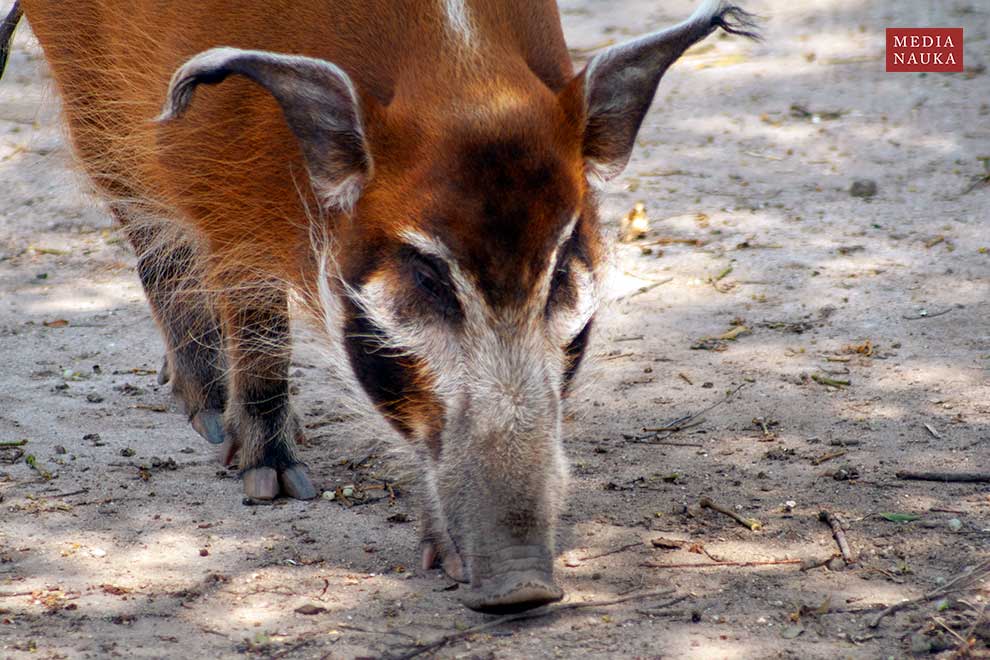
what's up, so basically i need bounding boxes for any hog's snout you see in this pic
[462,545,564,614]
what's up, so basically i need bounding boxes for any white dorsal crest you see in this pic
[443,0,475,45]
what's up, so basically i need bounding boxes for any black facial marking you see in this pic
[399,247,463,322]
[546,220,591,316]
[343,297,418,436]
[426,134,575,308]
[562,317,593,394]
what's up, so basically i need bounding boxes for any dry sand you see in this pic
[1,0,988,657]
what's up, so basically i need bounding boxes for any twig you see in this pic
[642,559,801,569]
[700,497,761,531]
[637,384,746,442]
[812,374,850,388]
[386,588,682,660]
[338,623,417,641]
[41,488,89,499]
[620,278,674,301]
[902,306,960,321]
[869,559,990,628]
[640,237,703,247]
[579,542,643,562]
[930,616,969,646]
[600,352,635,362]
[896,471,990,484]
[819,511,855,564]
[631,439,704,448]
[812,450,847,465]
[643,417,703,434]
[0,440,28,447]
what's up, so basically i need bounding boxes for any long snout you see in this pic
[461,545,564,614]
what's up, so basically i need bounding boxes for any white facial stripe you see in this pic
[398,228,454,262]
[398,229,489,327]
[557,212,581,249]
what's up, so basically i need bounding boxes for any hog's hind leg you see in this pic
[218,285,316,501]
[125,220,228,445]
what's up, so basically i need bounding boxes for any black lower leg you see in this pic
[221,285,314,500]
[124,219,227,441]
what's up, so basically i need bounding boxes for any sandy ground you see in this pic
[1,0,989,658]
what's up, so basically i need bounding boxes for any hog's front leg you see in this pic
[218,284,316,501]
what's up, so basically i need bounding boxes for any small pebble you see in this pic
[54,445,67,455]
[947,518,963,532]
[90,547,107,558]
[850,179,878,198]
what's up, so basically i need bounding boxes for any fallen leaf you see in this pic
[880,513,920,523]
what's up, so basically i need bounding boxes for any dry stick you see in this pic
[812,450,847,466]
[869,559,990,628]
[642,559,802,569]
[387,589,682,660]
[640,440,705,448]
[621,278,674,301]
[700,497,761,531]
[896,471,990,484]
[579,541,643,562]
[902,306,960,321]
[812,374,850,388]
[819,511,855,564]
[637,383,747,442]
[39,488,89,499]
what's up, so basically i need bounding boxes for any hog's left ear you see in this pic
[568,1,758,181]
[159,47,371,210]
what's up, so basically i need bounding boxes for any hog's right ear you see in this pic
[568,1,758,181]
[159,47,371,211]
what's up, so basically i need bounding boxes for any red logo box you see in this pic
[886,28,963,72]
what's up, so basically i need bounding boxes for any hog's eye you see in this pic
[405,250,461,319]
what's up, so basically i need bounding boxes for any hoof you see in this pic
[421,540,467,583]
[243,467,279,500]
[157,356,171,385]
[191,410,225,445]
[280,465,317,500]
[219,434,240,467]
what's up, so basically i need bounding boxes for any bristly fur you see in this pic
[17,0,756,605]
[709,3,762,41]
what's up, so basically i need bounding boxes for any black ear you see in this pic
[158,47,371,210]
[577,0,758,181]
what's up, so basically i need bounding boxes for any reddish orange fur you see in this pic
[20,0,588,296]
